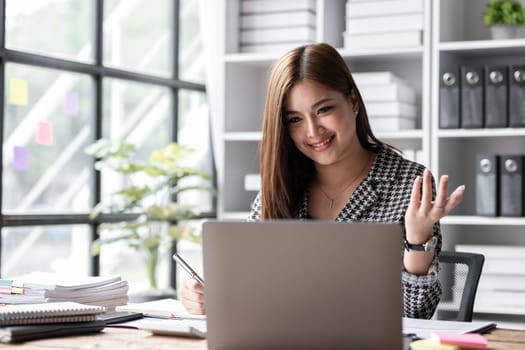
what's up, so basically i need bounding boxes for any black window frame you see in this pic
[0,0,216,289]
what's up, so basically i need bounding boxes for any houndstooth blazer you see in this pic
[248,146,442,319]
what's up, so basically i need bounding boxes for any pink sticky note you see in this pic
[431,333,487,349]
[64,90,79,116]
[13,146,29,170]
[36,121,54,146]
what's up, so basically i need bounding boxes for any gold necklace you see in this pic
[317,154,372,209]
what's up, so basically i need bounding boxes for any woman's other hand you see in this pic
[405,168,465,244]
[179,279,205,314]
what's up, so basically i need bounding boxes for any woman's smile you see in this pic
[309,135,335,151]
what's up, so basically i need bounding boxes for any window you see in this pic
[0,0,215,293]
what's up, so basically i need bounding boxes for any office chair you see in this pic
[436,250,485,322]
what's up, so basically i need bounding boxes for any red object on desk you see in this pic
[431,333,487,349]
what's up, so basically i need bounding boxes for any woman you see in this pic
[180,43,465,319]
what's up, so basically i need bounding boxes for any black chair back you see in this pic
[437,251,485,322]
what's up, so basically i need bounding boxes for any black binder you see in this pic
[500,155,524,217]
[475,154,499,216]
[0,320,105,343]
[461,66,484,128]
[439,69,460,129]
[509,65,525,127]
[484,65,508,128]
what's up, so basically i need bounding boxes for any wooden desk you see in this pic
[2,327,524,349]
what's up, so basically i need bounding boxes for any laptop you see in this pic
[202,220,404,350]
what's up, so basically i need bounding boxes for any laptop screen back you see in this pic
[203,220,404,350]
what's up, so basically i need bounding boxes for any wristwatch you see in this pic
[404,235,438,253]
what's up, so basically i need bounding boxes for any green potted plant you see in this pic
[483,0,525,39]
[85,139,211,294]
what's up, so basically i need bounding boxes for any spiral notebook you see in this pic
[0,301,106,326]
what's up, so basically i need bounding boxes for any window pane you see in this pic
[3,63,94,213]
[179,0,206,83]
[104,0,172,77]
[1,225,91,277]
[101,78,172,201]
[178,90,213,212]
[98,223,172,293]
[5,0,94,62]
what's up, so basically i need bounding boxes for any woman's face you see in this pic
[283,79,360,167]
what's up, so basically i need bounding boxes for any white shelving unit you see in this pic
[219,0,432,216]
[431,0,525,321]
[218,0,525,322]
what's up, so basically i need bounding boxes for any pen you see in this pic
[172,253,205,286]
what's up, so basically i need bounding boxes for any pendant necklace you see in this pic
[317,155,372,209]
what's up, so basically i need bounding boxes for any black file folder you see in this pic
[484,65,508,128]
[500,155,524,217]
[0,320,105,343]
[461,66,484,128]
[475,154,499,216]
[509,65,525,127]
[439,69,460,129]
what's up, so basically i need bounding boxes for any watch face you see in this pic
[425,236,438,252]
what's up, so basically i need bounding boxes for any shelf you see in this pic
[224,131,422,142]
[339,46,424,62]
[225,46,424,66]
[220,212,250,220]
[441,216,525,226]
[437,128,525,138]
[224,132,262,141]
[439,38,525,56]
[376,129,423,140]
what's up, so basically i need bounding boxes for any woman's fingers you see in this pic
[408,174,422,212]
[432,175,449,211]
[179,280,205,314]
[420,169,433,212]
[443,185,465,213]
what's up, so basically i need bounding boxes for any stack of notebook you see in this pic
[0,301,106,343]
[0,272,128,308]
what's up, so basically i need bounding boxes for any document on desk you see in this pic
[139,317,207,339]
[403,317,496,339]
[106,317,207,339]
[115,298,205,320]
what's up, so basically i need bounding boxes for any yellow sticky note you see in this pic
[9,78,28,106]
[36,121,54,146]
[410,339,460,350]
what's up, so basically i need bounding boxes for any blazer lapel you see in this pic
[338,147,400,222]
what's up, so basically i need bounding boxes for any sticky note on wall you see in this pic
[36,121,54,146]
[13,146,29,170]
[65,90,79,116]
[9,78,28,106]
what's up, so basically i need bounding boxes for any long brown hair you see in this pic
[259,43,383,219]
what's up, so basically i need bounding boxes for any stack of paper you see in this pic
[239,0,316,53]
[454,245,525,314]
[344,0,424,50]
[353,71,417,131]
[0,272,128,308]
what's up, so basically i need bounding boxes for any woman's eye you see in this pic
[287,116,301,124]
[318,106,332,114]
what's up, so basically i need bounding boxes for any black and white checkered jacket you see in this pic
[248,146,442,319]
